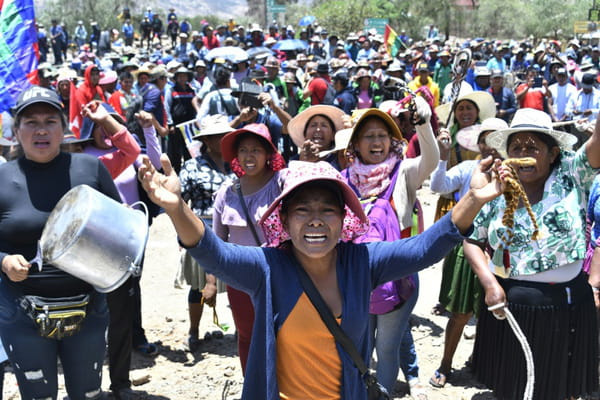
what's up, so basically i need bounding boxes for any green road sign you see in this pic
[269,4,286,13]
[364,18,388,35]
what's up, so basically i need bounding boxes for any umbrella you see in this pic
[298,15,316,26]
[205,46,248,63]
[272,39,308,51]
[246,46,274,59]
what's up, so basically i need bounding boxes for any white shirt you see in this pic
[549,82,578,120]
[574,87,600,123]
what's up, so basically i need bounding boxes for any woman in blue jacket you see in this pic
[138,153,508,399]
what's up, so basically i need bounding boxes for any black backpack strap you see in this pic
[294,263,390,399]
[234,180,262,246]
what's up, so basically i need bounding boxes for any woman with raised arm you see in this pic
[138,151,507,400]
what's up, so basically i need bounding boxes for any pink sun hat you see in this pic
[259,160,369,247]
[220,123,278,163]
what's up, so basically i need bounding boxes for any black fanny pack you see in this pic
[19,294,90,339]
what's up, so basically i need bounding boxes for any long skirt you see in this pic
[438,244,483,316]
[472,272,599,400]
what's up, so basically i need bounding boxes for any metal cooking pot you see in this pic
[34,184,149,293]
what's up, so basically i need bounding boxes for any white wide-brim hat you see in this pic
[485,108,577,157]
[456,117,509,152]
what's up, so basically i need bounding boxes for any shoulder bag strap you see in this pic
[234,180,262,246]
[294,263,369,376]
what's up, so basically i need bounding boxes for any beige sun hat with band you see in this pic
[192,114,234,140]
[287,105,346,148]
[435,90,496,128]
[346,108,404,149]
[485,108,577,158]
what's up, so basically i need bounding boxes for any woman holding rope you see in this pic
[463,108,600,400]
[138,150,510,398]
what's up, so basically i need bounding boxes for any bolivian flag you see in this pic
[384,24,405,57]
[0,0,38,112]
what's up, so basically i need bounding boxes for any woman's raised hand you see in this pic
[413,95,432,123]
[468,156,509,204]
[81,100,110,123]
[138,154,182,213]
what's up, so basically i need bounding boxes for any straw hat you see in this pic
[485,108,577,157]
[435,91,496,128]
[287,105,346,148]
[192,114,234,140]
[346,108,404,153]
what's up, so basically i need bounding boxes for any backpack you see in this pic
[317,77,336,105]
[124,86,149,147]
[343,162,416,314]
[208,89,239,117]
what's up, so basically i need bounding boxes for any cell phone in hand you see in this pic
[532,77,543,88]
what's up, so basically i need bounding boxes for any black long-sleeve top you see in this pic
[0,152,120,297]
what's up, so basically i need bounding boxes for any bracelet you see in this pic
[592,287,600,293]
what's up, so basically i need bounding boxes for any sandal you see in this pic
[211,330,224,339]
[428,369,450,388]
[187,335,201,352]
[408,379,429,400]
[134,342,158,356]
[431,303,446,316]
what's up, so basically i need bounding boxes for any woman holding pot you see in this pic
[0,86,121,399]
[138,148,508,399]
[286,105,346,168]
[464,108,600,400]
[341,96,438,398]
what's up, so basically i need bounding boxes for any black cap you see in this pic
[582,73,596,89]
[11,86,63,117]
[316,61,329,74]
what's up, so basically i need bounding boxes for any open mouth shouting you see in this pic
[304,232,328,244]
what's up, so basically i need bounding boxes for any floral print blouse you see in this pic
[470,147,598,278]
[179,153,233,219]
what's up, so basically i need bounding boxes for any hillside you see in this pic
[33,0,248,20]
[155,0,248,18]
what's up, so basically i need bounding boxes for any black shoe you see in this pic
[134,342,158,356]
[187,334,201,352]
[112,387,137,400]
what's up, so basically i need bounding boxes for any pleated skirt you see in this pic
[472,272,599,400]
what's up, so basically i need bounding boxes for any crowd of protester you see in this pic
[2,7,600,400]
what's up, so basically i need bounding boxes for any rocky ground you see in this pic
[3,188,499,400]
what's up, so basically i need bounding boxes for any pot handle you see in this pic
[28,241,44,272]
[129,201,150,277]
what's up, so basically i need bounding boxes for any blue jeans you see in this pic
[0,281,108,400]
[370,273,420,393]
